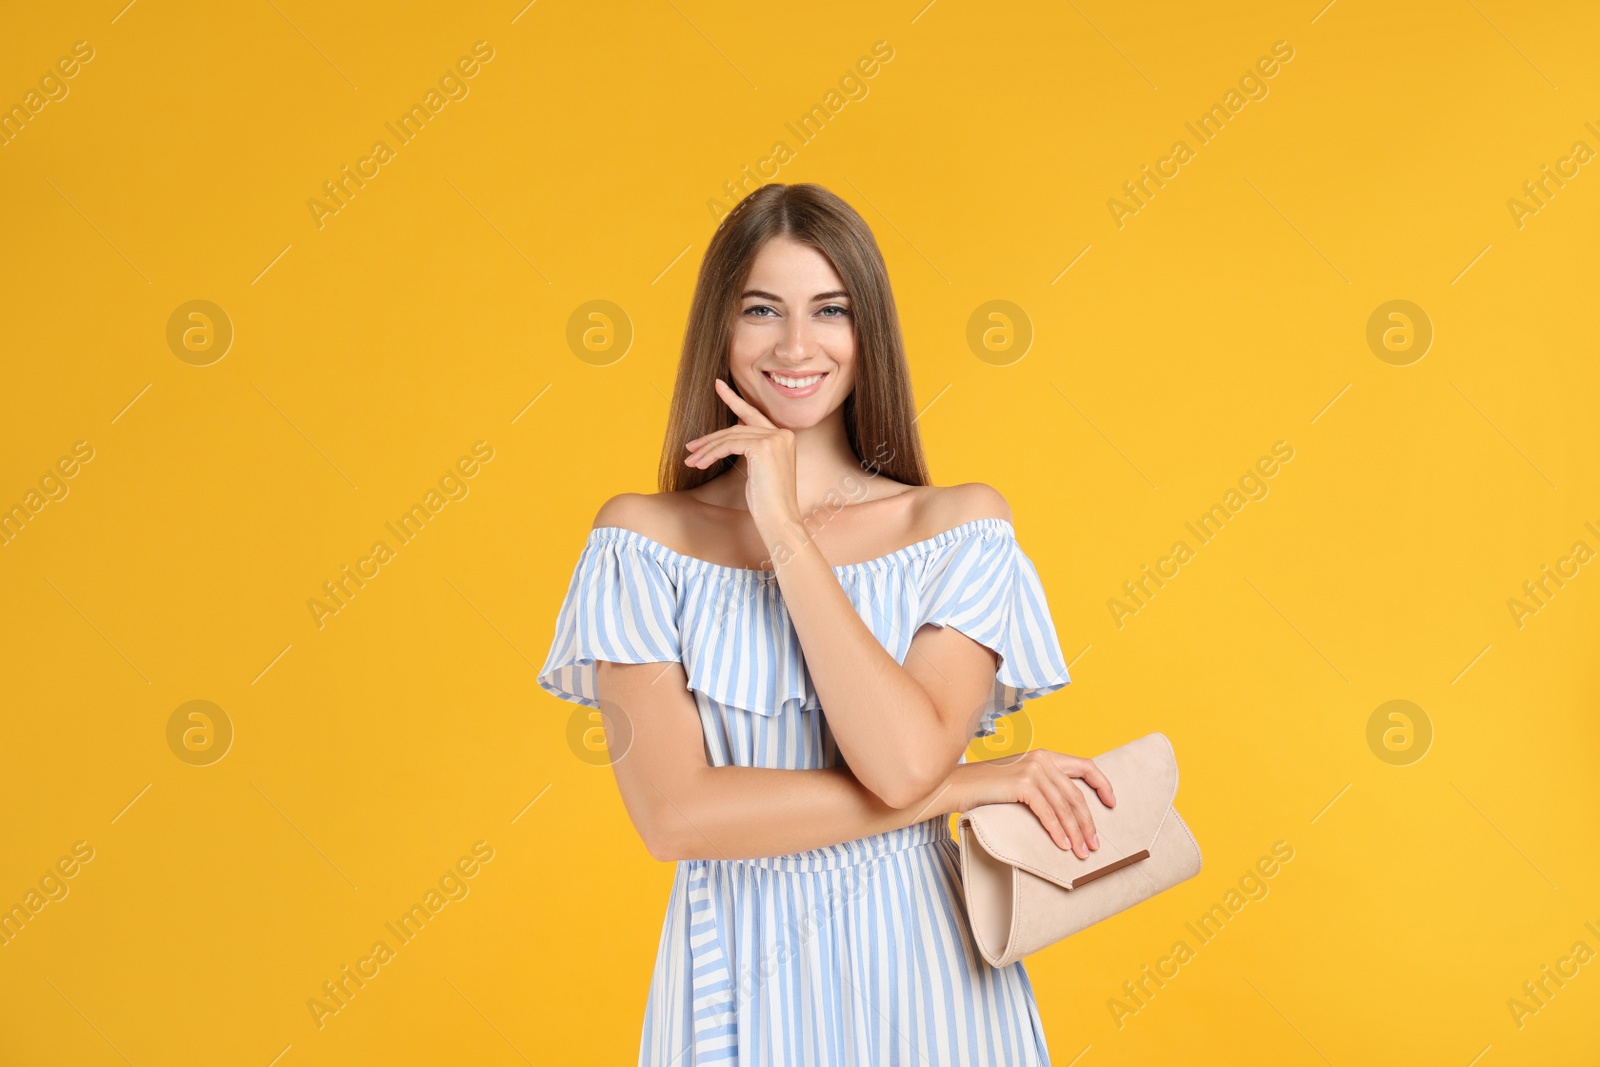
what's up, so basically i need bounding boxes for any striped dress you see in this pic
[537,516,1074,1065]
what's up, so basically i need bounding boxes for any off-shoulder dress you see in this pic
[537,517,1074,1066]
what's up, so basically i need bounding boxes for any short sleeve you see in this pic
[536,531,683,708]
[917,522,1072,736]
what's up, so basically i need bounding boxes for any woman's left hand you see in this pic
[684,378,802,543]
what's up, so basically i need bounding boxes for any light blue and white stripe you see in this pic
[539,517,1073,1065]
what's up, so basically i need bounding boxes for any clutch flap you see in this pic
[960,731,1179,893]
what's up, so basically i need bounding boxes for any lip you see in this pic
[762,370,829,398]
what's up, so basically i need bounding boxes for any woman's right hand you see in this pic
[950,751,1117,859]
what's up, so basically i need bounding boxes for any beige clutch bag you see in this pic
[956,731,1202,968]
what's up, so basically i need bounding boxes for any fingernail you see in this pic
[1091,833,1100,848]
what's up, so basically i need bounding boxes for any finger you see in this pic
[1058,754,1117,808]
[1036,777,1089,857]
[714,378,775,429]
[685,427,746,452]
[686,425,751,450]
[685,444,729,467]
[685,425,750,449]
[1021,786,1073,852]
[1048,771,1099,854]
[683,438,748,468]
[682,429,755,464]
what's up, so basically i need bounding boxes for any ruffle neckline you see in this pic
[586,516,1016,580]
[537,516,1072,729]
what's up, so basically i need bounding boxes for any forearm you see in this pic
[768,526,954,801]
[650,761,964,862]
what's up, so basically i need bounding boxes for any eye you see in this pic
[742,305,777,318]
[818,304,851,318]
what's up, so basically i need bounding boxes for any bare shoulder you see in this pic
[590,492,689,542]
[921,482,1013,532]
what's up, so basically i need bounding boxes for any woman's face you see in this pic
[727,235,856,429]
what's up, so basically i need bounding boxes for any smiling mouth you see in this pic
[764,370,828,389]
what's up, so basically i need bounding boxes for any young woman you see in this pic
[537,183,1116,1066]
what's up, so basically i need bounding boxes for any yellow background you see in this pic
[3,0,1597,1063]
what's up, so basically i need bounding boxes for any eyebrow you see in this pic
[740,289,851,303]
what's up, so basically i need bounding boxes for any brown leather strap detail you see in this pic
[1069,848,1150,889]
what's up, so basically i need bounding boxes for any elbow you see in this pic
[872,699,964,810]
[875,734,967,810]
[876,783,923,812]
[873,761,946,812]
[635,769,710,862]
[645,832,682,863]
[641,800,703,861]
[640,812,686,862]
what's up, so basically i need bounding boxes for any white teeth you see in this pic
[768,372,824,388]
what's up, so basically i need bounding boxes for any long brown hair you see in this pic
[658,183,931,492]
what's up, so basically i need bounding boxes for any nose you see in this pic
[773,316,812,362]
